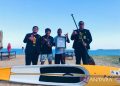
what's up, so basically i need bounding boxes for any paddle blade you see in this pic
[0,68,11,80]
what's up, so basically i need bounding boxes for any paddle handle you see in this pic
[71,14,79,30]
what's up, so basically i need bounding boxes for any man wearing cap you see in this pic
[71,21,92,64]
[23,26,41,65]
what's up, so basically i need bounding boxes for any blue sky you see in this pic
[0,0,120,50]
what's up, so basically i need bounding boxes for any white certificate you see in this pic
[56,36,66,48]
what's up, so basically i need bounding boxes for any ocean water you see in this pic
[88,49,120,56]
[0,48,120,56]
[0,48,25,55]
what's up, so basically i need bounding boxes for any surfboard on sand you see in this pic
[0,65,120,86]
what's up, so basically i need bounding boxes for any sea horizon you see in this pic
[0,48,120,56]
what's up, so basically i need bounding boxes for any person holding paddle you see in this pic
[71,21,92,64]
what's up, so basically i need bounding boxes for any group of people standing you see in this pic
[23,21,92,65]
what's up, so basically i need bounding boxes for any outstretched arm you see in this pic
[71,30,78,40]
[66,37,70,43]
[65,33,70,43]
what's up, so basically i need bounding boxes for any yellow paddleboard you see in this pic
[0,65,120,86]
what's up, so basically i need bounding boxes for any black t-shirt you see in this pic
[41,35,54,54]
[71,29,92,50]
[23,33,41,54]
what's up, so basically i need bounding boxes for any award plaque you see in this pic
[56,36,66,48]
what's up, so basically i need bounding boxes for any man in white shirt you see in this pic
[54,28,70,64]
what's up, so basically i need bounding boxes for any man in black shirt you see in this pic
[40,28,54,65]
[23,26,41,65]
[71,21,92,64]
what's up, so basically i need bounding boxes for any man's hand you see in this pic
[72,30,77,35]
[29,35,34,42]
[43,38,47,42]
[83,42,87,47]
[65,33,68,37]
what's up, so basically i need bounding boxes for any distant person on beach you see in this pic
[71,21,92,64]
[40,28,54,65]
[22,46,24,50]
[22,46,24,51]
[22,46,25,53]
[7,43,11,52]
[23,26,41,65]
[54,28,70,64]
[7,43,11,59]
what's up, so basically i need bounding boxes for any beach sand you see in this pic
[0,55,120,86]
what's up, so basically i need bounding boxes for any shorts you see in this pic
[40,54,53,62]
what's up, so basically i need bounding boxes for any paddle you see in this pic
[11,72,120,78]
[71,14,79,30]
[11,72,108,77]
[71,14,95,65]
[11,72,85,77]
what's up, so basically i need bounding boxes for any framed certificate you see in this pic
[56,36,66,48]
